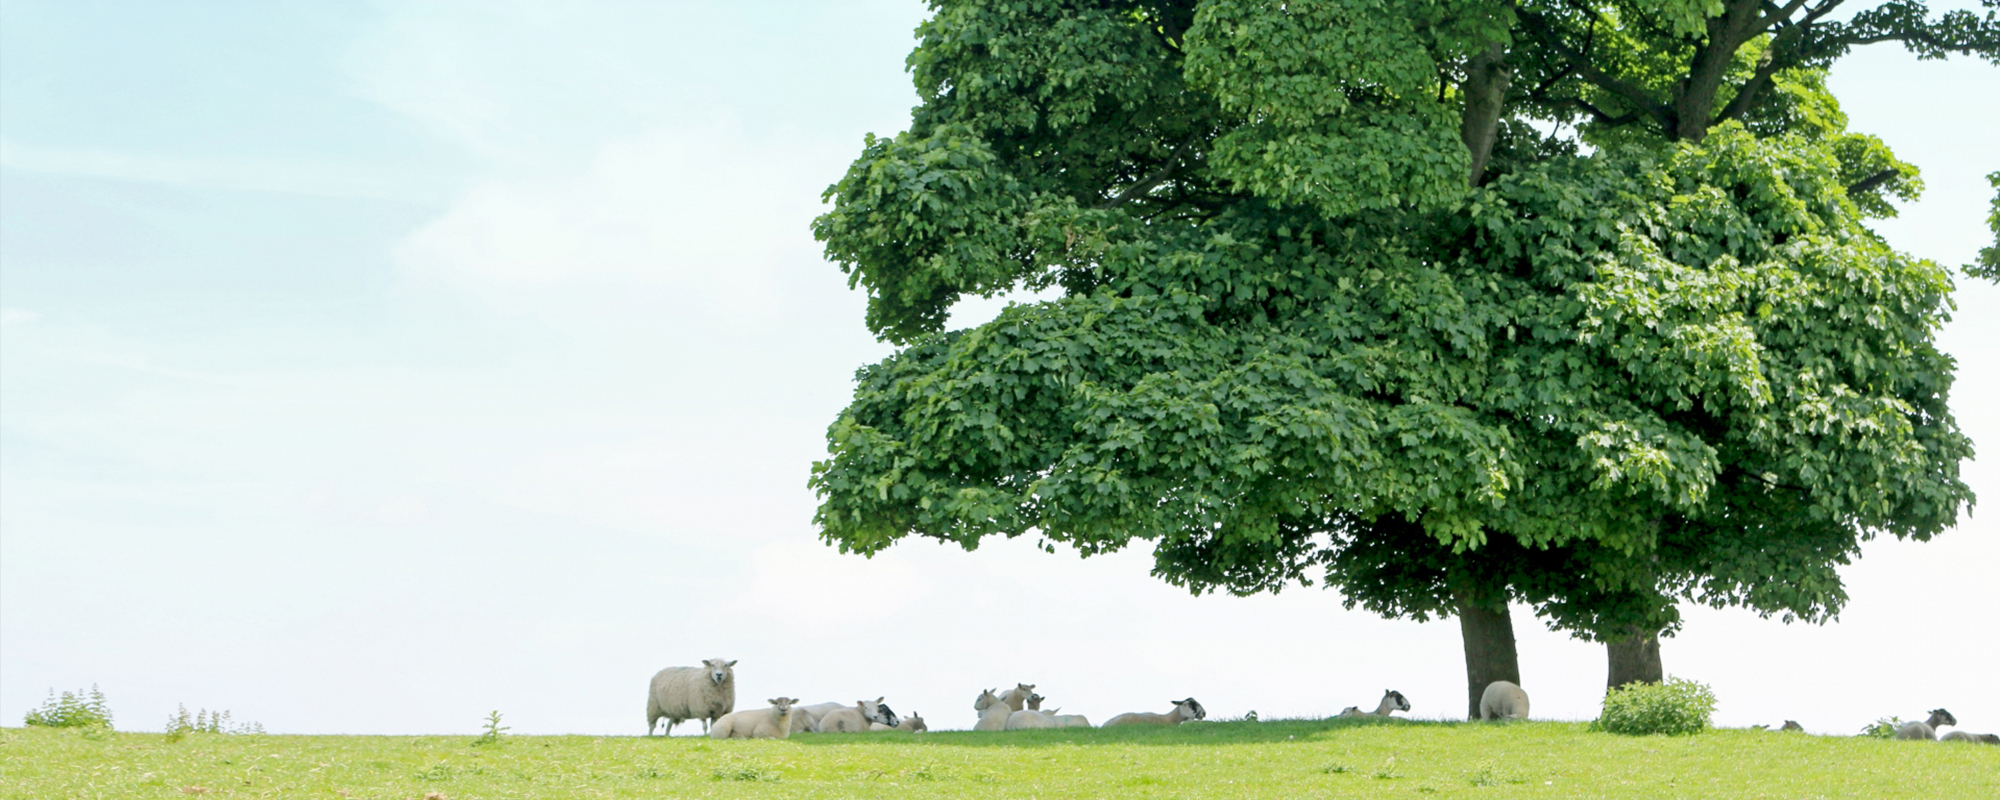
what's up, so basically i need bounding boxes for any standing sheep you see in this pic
[709,697,798,740]
[1478,681,1529,721]
[646,658,736,736]
[1893,709,1956,740]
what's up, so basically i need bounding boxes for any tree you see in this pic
[809,0,1993,716]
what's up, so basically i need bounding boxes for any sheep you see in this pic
[1779,720,1803,732]
[1893,708,1956,740]
[973,688,1013,731]
[815,697,897,733]
[1939,730,1999,744]
[1339,690,1411,718]
[1478,681,1529,721]
[709,697,798,740]
[871,710,928,732]
[998,683,1036,713]
[646,658,736,736]
[1102,698,1206,727]
[1004,695,1061,731]
[788,702,848,734]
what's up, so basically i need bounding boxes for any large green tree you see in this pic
[809,0,1995,717]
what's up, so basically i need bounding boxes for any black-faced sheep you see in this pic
[816,697,896,733]
[1479,680,1529,720]
[709,697,797,740]
[646,658,736,735]
[1339,690,1411,718]
[1102,698,1206,727]
[1894,709,1956,740]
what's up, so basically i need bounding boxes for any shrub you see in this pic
[24,686,113,730]
[165,704,264,741]
[472,711,509,746]
[1596,677,1716,736]
[1859,717,1902,738]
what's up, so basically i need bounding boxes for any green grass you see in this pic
[5,717,1995,799]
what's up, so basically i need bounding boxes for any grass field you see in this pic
[5,717,1996,799]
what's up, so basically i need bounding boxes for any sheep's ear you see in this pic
[725,660,737,667]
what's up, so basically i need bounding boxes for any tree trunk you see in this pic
[1606,632,1663,689]
[1456,594,1521,720]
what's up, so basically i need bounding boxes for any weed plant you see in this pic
[1596,677,1717,736]
[164,704,264,741]
[23,686,112,730]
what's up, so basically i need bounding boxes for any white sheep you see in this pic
[1893,708,1956,740]
[1338,690,1411,718]
[998,683,1036,713]
[1478,681,1529,720]
[708,697,797,740]
[973,688,1013,731]
[1004,694,1058,731]
[870,710,928,732]
[646,658,736,736]
[1939,730,1999,744]
[815,697,896,733]
[1102,698,1206,727]
[788,701,847,734]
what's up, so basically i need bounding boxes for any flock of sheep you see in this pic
[641,659,1535,740]
[643,658,1995,744]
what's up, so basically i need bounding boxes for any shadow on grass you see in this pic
[785,716,1475,748]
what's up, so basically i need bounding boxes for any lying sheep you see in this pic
[1479,681,1529,721]
[1339,690,1411,718]
[998,683,1036,713]
[973,688,1013,731]
[788,701,849,734]
[709,697,797,740]
[816,697,896,733]
[646,658,736,736]
[1779,720,1803,732]
[1103,698,1206,727]
[1894,709,1956,740]
[871,711,928,732]
[1939,730,1999,744]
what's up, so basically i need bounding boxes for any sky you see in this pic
[2,1,1996,738]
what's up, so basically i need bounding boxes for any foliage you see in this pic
[1859,716,1904,738]
[9,721,2000,798]
[163,704,263,741]
[1595,677,1718,736]
[1972,170,2000,281]
[23,686,112,730]
[809,0,1991,648]
[472,710,510,746]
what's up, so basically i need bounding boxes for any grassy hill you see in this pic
[7,717,1995,798]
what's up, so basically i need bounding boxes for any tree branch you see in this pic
[1099,137,1199,210]
[1516,7,1675,132]
[1846,168,1902,196]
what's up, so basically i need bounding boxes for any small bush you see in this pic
[24,686,113,729]
[1859,717,1902,738]
[1596,677,1716,736]
[164,704,264,741]
[472,711,509,746]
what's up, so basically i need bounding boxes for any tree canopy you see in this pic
[809,0,1994,663]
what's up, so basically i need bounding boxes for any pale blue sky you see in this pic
[3,1,1996,736]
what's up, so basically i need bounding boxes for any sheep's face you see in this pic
[703,659,736,685]
[1930,709,1957,727]
[1026,693,1045,710]
[769,697,796,715]
[1177,698,1207,720]
[864,698,900,728]
[975,689,1001,711]
[1386,690,1410,712]
[904,713,926,732]
[1015,683,1036,697]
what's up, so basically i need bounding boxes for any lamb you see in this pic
[998,683,1036,713]
[1006,696,1061,730]
[815,697,897,733]
[1893,708,1956,740]
[708,697,797,739]
[1339,690,1411,718]
[1102,698,1206,727]
[973,688,1013,731]
[1939,730,1999,744]
[646,658,736,735]
[1779,720,1803,732]
[1478,681,1529,721]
